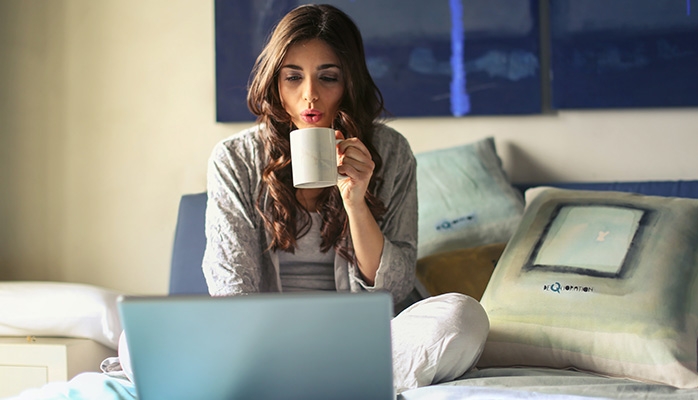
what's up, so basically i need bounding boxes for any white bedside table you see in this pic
[0,336,116,398]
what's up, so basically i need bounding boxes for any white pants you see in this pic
[391,293,490,394]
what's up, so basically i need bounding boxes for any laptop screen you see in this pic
[118,292,394,400]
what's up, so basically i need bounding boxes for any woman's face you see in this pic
[278,39,344,129]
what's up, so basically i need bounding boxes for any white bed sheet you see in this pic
[400,367,698,400]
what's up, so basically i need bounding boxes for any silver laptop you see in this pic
[118,292,395,400]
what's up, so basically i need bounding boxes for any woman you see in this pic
[201,4,488,393]
[203,3,416,307]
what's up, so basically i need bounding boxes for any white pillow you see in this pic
[391,293,489,394]
[0,281,124,349]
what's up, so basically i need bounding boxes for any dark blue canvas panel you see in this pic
[215,0,541,122]
[550,0,698,109]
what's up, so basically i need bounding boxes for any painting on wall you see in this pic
[215,0,542,122]
[550,0,698,109]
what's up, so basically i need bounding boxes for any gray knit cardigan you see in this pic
[202,123,417,305]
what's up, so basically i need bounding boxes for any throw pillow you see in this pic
[416,242,507,301]
[415,137,523,259]
[477,187,698,388]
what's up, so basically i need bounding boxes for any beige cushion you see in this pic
[478,187,698,389]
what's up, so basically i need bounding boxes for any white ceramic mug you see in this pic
[290,127,342,188]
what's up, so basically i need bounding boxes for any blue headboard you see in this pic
[170,180,698,295]
[169,192,209,295]
[514,180,698,199]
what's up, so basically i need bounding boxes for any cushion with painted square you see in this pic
[478,187,698,389]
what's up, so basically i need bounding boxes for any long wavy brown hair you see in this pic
[246,4,387,261]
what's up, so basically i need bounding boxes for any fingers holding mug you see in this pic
[335,134,374,180]
[334,132,374,205]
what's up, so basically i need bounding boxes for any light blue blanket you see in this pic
[5,373,135,400]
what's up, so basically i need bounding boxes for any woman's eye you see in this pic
[320,75,339,82]
[285,75,301,82]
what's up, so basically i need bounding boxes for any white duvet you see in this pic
[9,367,698,400]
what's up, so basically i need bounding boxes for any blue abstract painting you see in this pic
[550,0,698,109]
[215,0,542,122]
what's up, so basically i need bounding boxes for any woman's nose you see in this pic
[303,80,318,104]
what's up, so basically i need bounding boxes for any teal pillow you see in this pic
[478,187,698,389]
[416,137,524,259]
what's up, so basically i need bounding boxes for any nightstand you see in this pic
[0,337,116,398]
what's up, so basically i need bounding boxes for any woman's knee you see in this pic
[391,292,490,392]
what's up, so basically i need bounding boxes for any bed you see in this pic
[167,137,698,399]
[398,138,698,399]
[6,137,698,400]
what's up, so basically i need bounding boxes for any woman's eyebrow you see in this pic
[317,63,341,71]
[279,63,341,71]
[280,64,302,71]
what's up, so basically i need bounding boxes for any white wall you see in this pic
[392,109,698,183]
[1,1,697,294]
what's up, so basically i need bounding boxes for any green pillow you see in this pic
[416,137,523,258]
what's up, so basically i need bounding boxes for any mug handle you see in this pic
[335,139,349,180]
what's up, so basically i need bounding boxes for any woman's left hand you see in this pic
[335,130,374,208]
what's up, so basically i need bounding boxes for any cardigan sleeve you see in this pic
[347,126,418,305]
[201,132,267,296]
